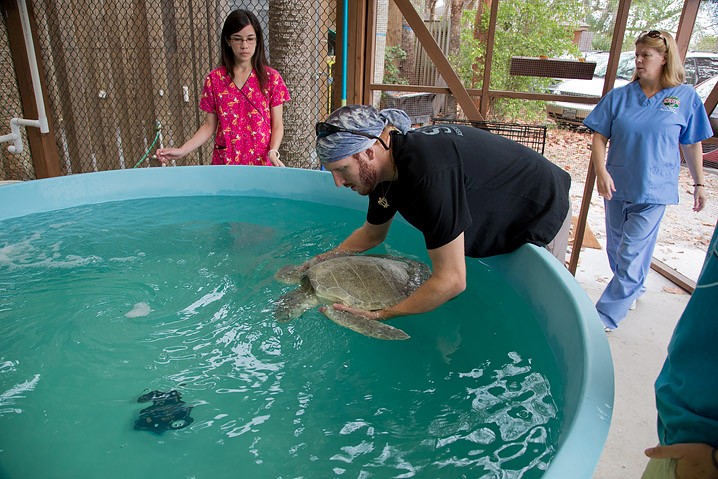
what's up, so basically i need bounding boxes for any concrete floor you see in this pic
[572,246,692,478]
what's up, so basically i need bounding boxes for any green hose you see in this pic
[133,121,162,168]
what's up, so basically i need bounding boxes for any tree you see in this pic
[268,0,325,168]
[690,0,718,51]
[579,0,684,51]
[453,0,583,121]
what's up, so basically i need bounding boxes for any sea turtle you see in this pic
[274,254,431,340]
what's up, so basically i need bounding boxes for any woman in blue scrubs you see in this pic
[583,30,712,331]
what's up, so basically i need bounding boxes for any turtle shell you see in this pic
[305,255,425,310]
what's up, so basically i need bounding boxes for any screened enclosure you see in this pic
[1,0,716,179]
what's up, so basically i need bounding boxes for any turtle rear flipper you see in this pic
[323,307,410,340]
[274,278,319,322]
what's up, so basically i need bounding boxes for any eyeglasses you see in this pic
[229,36,257,45]
[315,122,389,150]
[639,30,668,49]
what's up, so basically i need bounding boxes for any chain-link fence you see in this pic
[0,9,35,181]
[0,0,337,180]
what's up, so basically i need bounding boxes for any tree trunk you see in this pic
[268,0,323,168]
[400,17,416,84]
[445,0,466,117]
[387,0,402,48]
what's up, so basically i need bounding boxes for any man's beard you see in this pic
[356,157,378,196]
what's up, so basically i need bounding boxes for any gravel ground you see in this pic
[544,127,718,281]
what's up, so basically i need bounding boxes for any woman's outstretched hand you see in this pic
[155,147,187,165]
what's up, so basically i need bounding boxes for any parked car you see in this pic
[696,75,718,168]
[695,75,718,136]
[547,51,718,126]
[685,52,718,87]
[583,51,610,65]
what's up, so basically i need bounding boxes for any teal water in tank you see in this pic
[0,196,563,478]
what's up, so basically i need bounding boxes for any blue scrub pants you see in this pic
[596,200,666,329]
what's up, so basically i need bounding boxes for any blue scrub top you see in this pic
[654,223,718,447]
[584,81,712,204]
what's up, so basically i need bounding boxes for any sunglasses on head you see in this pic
[639,30,668,48]
[315,122,390,150]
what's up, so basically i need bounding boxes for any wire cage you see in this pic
[430,118,548,155]
[703,141,718,170]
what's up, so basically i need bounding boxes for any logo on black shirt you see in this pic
[418,125,464,136]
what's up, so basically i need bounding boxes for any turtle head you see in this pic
[274,264,305,284]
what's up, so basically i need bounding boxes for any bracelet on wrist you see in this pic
[693,184,705,187]
[268,149,280,159]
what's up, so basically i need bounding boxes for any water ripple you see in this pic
[0,374,40,416]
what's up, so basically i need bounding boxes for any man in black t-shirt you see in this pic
[308,105,571,323]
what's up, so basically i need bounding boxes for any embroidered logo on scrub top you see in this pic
[660,96,680,114]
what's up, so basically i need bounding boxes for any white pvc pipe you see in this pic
[0,0,50,154]
[8,118,41,153]
[18,0,48,133]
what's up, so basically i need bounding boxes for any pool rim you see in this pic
[0,165,614,477]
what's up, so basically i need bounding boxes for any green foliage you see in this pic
[447,0,714,121]
[383,46,409,85]
[693,35,718,52]
[452,0,583,121]
[580,0,684,52]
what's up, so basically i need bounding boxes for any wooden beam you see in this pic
[703,77,718,118]
[651,258,696,294]
[568,0,632,276]
[675,0,700,61]
[350,0,368,104]
[369,83,606,104]
[481,90,600,103]
[479,0,498,117]
[3,0,60,178]
[391,0,482,120]
[336,0,368,105]
[363,0,378,104]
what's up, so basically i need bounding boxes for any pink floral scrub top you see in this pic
[199,66,290,166]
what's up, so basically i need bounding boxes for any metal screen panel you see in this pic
[0,11,35,181]
[13,0,337,174]
[431,117,547,155]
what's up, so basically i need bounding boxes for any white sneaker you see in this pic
[604,326,615,333]
[629,299,637,310]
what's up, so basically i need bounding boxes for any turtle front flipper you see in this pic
[322,307,410,340]
[274,278,319,322]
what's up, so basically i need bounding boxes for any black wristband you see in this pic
[712,446,718,471]
[694,184,705,187]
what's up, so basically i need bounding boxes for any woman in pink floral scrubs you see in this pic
[156,10,290,167]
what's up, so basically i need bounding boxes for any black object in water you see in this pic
[133,390,194,433]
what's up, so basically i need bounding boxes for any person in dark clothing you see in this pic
[641,222,718,479]
[297,105,571,323]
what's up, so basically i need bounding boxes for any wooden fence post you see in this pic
[3,0,60,178]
